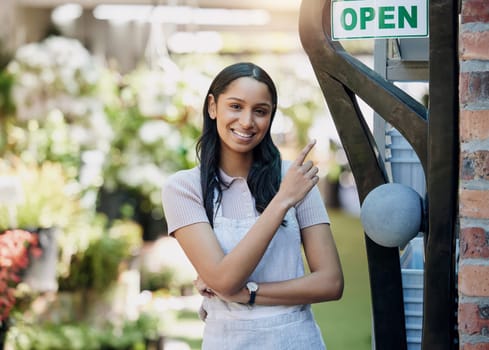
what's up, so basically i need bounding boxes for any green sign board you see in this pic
[331,0,429,40]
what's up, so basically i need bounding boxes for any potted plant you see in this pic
[0,229,42,348]
[55,216,144,325]
[0,158,81,292]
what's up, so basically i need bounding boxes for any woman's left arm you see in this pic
[203,223,344,306]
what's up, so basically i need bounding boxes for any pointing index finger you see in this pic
[294,139,316,166]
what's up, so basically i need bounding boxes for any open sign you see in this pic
[331,0,429,40]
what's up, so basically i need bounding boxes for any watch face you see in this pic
[247,281,258,292]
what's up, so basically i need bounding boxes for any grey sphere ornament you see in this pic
[360,183,423,248]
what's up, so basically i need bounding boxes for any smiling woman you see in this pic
[161,62,343,349]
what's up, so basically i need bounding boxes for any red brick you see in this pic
[459,302,489,335]
[459,1,489,345]
[461,151,489,181]
[459,72,489,105]
[462,154,475,180]
[459,265,489,297]
[462,343,489,350]
[461,73,471,104]
[460,189,489,218]
[460,227,489,259]
[461,0,489,23]
[461,31,489,61]
[460,109,489,142]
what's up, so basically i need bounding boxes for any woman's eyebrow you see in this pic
[225,97,272,107]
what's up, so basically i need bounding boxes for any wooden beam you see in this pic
[422,0,459,348]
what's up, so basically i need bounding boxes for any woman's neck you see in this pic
[219,153,253,178]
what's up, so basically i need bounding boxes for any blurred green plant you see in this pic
[140,267,175,292]
[96,63,205,234]
[4,36,112,189]
[0,39,12,71]
[6,312,163,350]
[0,39,15,159]
[0,158,80,232]
[138,237,196,295]
[0,70,14,116]
[57,217,143,293]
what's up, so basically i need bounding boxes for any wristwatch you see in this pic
[246,281,259,306]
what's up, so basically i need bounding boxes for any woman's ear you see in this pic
[207,94,217,119]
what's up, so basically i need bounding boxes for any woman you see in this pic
[162,62,343,349]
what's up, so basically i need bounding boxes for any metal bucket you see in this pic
[401,237,425,350]
[386,128,426,197]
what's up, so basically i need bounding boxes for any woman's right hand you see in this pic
[277,139,320,208]
[194,276,216,298]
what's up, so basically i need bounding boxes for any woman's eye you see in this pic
[255,109,268,116]
[230,104,241,110]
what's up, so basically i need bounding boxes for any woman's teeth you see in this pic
[233,130,253,138]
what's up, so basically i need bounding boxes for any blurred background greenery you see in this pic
[313,209,371,350]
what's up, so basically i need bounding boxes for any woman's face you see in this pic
[208,77,273,159]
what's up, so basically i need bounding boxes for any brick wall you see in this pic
[458,0,489,348]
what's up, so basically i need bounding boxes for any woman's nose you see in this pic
[239,111,253,128]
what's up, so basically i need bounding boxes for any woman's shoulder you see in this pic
[168,166,199,179]
[162,166,207,234]
[164,166,201,192]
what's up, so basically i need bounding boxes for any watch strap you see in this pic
[248,290,257,306]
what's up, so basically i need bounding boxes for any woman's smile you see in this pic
[231,128,256,140]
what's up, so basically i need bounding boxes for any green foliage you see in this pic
[4,115,86,175]
[84,234,127,291]
[108,219,143,255]
[138,237,196,295]
[312,209,372,350]
[0,159,80,231]
[0,39,12,71]
[0,70,14,115]
[0,69,14,156]
[58,217,142,293]
[99,64,203,211]
[140,267,175,292]
[3,36,111,186]
[7,312,162,350]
